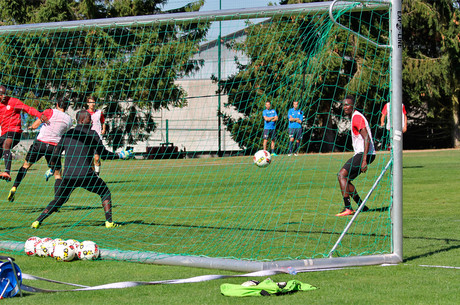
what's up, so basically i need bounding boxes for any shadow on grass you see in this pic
[3,204,119,214]
[121,208,392,238]
[403,166,424,169]
[403,243,460,263]
[105,180,136,184]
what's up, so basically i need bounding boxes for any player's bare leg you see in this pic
[8,161,33,201]
[1,138,14,181]
[103,199,120,228]
[94,153,101,175]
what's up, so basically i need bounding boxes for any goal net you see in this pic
[0,1,401,271]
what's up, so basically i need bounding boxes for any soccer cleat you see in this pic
[0,172,11,181]
[31,221,41,229]
[271,153,278,157]
[294,153,298,156]
[7,186,16,202]
[105,221,121,228]
[288,154,292,157]
[335,208,355,217]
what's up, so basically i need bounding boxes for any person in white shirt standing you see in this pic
[8,98,72,202]
[380,102,407,150]
[86,96,107,176]
[336,95,376,217]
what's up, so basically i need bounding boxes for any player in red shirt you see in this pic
[0,85,46,181]
[336,95,376,217]
[86,96,106,175]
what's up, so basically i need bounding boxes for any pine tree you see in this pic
[0,0,208,149]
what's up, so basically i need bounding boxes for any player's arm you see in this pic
[31,109,52,129]
[91,131,131,160]
[359,127,371,173]
[380,105,387,127]
[100,112,106,135]
[14,100,42,119]
[288,110,294,122]
[297,112,303,124]
[402,113,407,133]
[30,118,42,130]
[380,113,386,127]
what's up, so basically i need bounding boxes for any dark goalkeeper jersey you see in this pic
[51,124,119,178]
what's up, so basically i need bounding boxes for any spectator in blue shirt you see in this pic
[262,101,278,156]
[288,101,303,156]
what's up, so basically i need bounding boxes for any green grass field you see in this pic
[0,149,459,304]
[1,150,393,261]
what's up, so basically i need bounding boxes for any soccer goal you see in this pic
[0,0,403,271]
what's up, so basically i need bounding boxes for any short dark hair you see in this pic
[76,109,90,123]
[86,96,96,103]
[56,98,70,111]
[344,95,355,104]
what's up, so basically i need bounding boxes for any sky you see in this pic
[162,0,277,40]
[163,0,276,12]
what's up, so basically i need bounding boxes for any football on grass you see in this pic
[77,241,100,260]
[54,243,76,262]
[253,150,271,168]
[24,236,41,256]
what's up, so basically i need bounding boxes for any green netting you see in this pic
[0,2,394,265]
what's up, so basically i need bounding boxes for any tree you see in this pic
[217,0,389,154]
[402,0,460,148]
[0,0,209,149]
[217,0,460,152]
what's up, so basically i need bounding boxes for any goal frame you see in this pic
[0,0,402,272]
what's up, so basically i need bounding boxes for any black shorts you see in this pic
[55,174,112,206]
[341,153,376,180]
[289,128,302,141]
[0,132,21,150]
[263,129,277,140]
[25,140,62,169]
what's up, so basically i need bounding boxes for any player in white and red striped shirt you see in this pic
[336,96,376,217]
[0,85,45,182]
[8,98,72,202]
[87,96,106,175]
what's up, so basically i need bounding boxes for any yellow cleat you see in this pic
[7,186,16,202]
[105,221,121,228]
[31,221,41,229]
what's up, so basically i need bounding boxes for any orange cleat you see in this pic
[0,172,11,182]
[335,208,355,217]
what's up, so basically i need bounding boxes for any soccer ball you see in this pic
[40,239,55,257]
[54,243,76,262]
[66,239,80,250]
[24,236,41,256]
[35,237,52,257]
[253,150,271,168]
[77,241,100,260]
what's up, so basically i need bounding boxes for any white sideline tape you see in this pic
[20,267,341,293]
[418,265,460,270]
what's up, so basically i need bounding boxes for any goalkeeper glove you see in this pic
[118,149,133,159]
[44,168,53,182]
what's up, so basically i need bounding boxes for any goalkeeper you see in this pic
[31,110,132,229]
